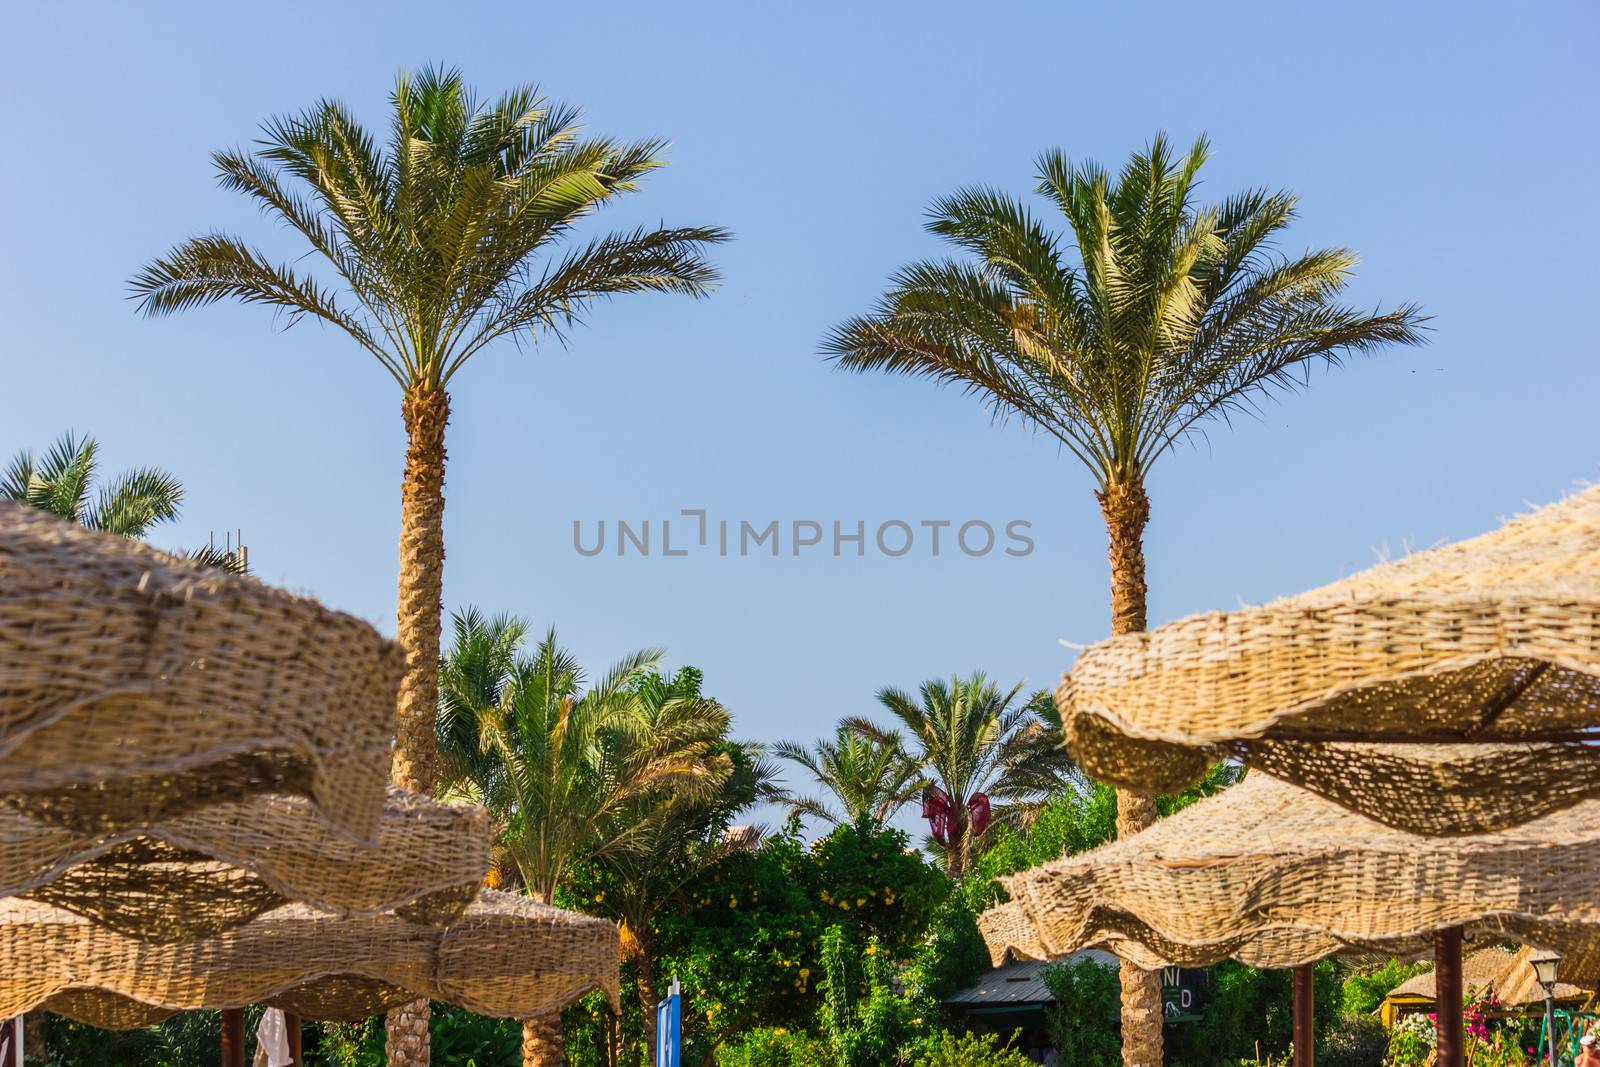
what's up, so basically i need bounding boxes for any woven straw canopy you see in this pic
[0,502,403,839]
[979,774,1600,973]
[0,788,490,941]
[1061,485,1600,833]
[0,890,619,1028]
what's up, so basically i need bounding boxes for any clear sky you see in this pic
[6,1,1598,822]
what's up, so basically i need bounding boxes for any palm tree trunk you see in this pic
[384,998,431,1066]
[946,803,969,878]
[386,386,450,1065]
[639,952,659,1067]
[1099,479,1163,1067]
[393,386,448,792]
[522,1015,564,1067]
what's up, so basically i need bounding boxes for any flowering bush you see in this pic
[1387,1013,1436,1066]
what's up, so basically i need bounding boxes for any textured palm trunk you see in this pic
[638,950,659,1067]
[23,1010,45,1064]
[946,803,969,878]
[386,387,450,1067]
[522,1015,564,1067]
[1099,480,1163,1067]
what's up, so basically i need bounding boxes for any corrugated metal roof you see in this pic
[944,950,1117,1006]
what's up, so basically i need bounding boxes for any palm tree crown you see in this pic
[849,674,1080,874]
[774,727,923,826]
[825,133,1424,490]
[132,66,727,392]
[3,432,182,538]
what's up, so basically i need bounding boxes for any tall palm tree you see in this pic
[435,612,728,1067]
[823,133,1425,1067]
[133,71,725,1061]
[134,64,726,797]
[848,675,1079,877]
[4,432,183,537]
[773,727,924,826]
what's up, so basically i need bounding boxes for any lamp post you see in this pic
[1532,951,1562,1067]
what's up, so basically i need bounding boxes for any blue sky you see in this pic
[6,1,1598,818]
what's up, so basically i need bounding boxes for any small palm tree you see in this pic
[588,668,781,1065]
[824,133,1425,1067]
[435,612,729,1067]
[4,432,182,537]
[773,727,924,826]
[849,675,1080,877]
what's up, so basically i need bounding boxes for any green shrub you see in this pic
[1340,959,1428,1016]
[714,1027,829,1067]
[1318,1013,1388,1067]
[1041,957,1119,1067]
[908,1031,1036,1067]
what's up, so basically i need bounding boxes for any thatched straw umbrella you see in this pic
[0,890,620,1066]
[0,502,402,840]
[980,774,1600,1067]
[0,787,490,941]
[1059,486,1600,835]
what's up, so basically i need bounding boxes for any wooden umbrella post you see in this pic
[220,1007,247,1067]
[1435,927,1465,1067]
[1293,963,1315,1067]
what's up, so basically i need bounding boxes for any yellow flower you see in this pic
[729,896,738,908]
[865,944,877,955]
[594,891,604,902]
[856,897,866,906]
[799,968,811,978]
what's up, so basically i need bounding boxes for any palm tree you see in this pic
[4,432,182,537]
[132,64,725,799]
[823,133,1425,1067]
[587,667,781,1065]
[5,432,247,574]
[435,612,729,1067]
[773,727,924,826]
[134,72,724,1060]
[848,675,1080,877]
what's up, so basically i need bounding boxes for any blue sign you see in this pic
[656,978,682,1067]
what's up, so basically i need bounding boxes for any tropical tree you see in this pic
[569,668,782,1065]
[848,675,1080,877]
[133,70,725,1061]
[823,132,1425,1067]
[773,727,924,826]
[5,432,247,573]
[434,611,729,1066]
[4,432,183,537]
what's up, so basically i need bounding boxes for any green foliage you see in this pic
[1166,959,1341,1067]
[775,728,924,826]
[3,432,184,538]
[815,924,931,1067]
[903,894,991,1002]
[1318,1014,1388,1067]
[133,67,726,393]
[811,817,949,957]
[825,133,1425,491]
[907,1031,1036,1067]
[1385,1013,1435,1066]
[714,1028,830,1067]
[1340,959,1430,1016]
[1043,957,1121,1067]
[655,824,826,1061]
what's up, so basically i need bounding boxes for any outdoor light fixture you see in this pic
[1532,951,1562,994]
[1531,951,1562,1067]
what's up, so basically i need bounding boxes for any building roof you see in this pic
[944,950,1117,1007]
[1388,947,1514,1001]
